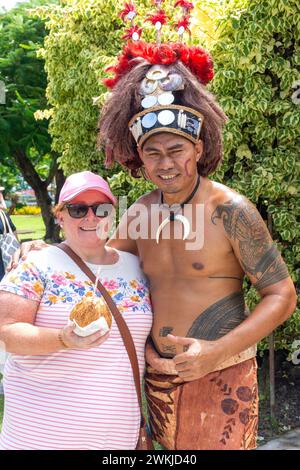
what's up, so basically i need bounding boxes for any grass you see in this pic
[11,215,45,241]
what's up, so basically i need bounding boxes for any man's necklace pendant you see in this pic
[156,175,200,244]
[155,213,191,244]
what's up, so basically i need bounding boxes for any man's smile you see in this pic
[158,174,180,181]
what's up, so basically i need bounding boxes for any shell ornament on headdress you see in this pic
[103,0,214,148]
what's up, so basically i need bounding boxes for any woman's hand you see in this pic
[59,323,110,350]
[145,339,178,375]
[7,239,49,271]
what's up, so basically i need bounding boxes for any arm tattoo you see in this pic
[252,245,289,290]
[212,200,289,289]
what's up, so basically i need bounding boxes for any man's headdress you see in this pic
[98,0,227,176]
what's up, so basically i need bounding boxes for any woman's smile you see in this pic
[79,226,98,231]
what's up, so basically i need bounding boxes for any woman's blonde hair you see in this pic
[52,203,65,218]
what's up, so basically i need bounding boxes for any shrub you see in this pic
[210,0,300,353]
[12,206,42,215]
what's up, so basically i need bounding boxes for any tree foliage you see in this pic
[209,0,300,353]
[0,0,62,241]
[34,0,124,176]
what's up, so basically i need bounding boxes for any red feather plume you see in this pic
[122,25,143,40]
[176,15,191,33]
[119,2,137,21]
[174,0,194,11]
[146,9,169,26]
[103,40,214,89]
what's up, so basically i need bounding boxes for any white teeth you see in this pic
[160,175,177,180]
[81,228,97,231]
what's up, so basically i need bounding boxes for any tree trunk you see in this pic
[13,148,64,242]
[52,168,66,241]
[7,194,18,216]
[34,183,56,241]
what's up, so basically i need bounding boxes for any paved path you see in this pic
[258,428,300,450]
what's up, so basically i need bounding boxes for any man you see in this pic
[97,39,296,450]
[12,42,296,449]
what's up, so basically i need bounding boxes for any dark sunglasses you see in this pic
[64,203,114,219]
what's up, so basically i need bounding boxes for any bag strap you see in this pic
[0,210,10,235]
[55,242,145,420]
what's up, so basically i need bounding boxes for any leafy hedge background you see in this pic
[33,0,299,353]
[210,0,300,353]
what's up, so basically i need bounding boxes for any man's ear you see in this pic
[195,140,203,162]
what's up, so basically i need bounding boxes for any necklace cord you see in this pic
[160,174,201,209]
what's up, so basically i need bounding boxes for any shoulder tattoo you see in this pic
[211,199,289,290]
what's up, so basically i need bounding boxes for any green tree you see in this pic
[0,154,20,192]
[0,0,63,241]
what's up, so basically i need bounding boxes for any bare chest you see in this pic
[137,209,236,279]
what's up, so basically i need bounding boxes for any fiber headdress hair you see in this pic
[98,0,227,177]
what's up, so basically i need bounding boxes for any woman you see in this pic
[0,171,152,450]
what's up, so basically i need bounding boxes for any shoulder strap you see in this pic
[55,243,144,417]
[0,210,8,235]
[0,210,13,235]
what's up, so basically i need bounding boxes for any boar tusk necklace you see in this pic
[156,175,201,244]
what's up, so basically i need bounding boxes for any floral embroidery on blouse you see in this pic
[2,261,151,313]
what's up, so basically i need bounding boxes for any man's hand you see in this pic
[167,334,222,382]
[145,339,178,375]
[7,239,49,271]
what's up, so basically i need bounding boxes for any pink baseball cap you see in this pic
[59,171,117,205]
